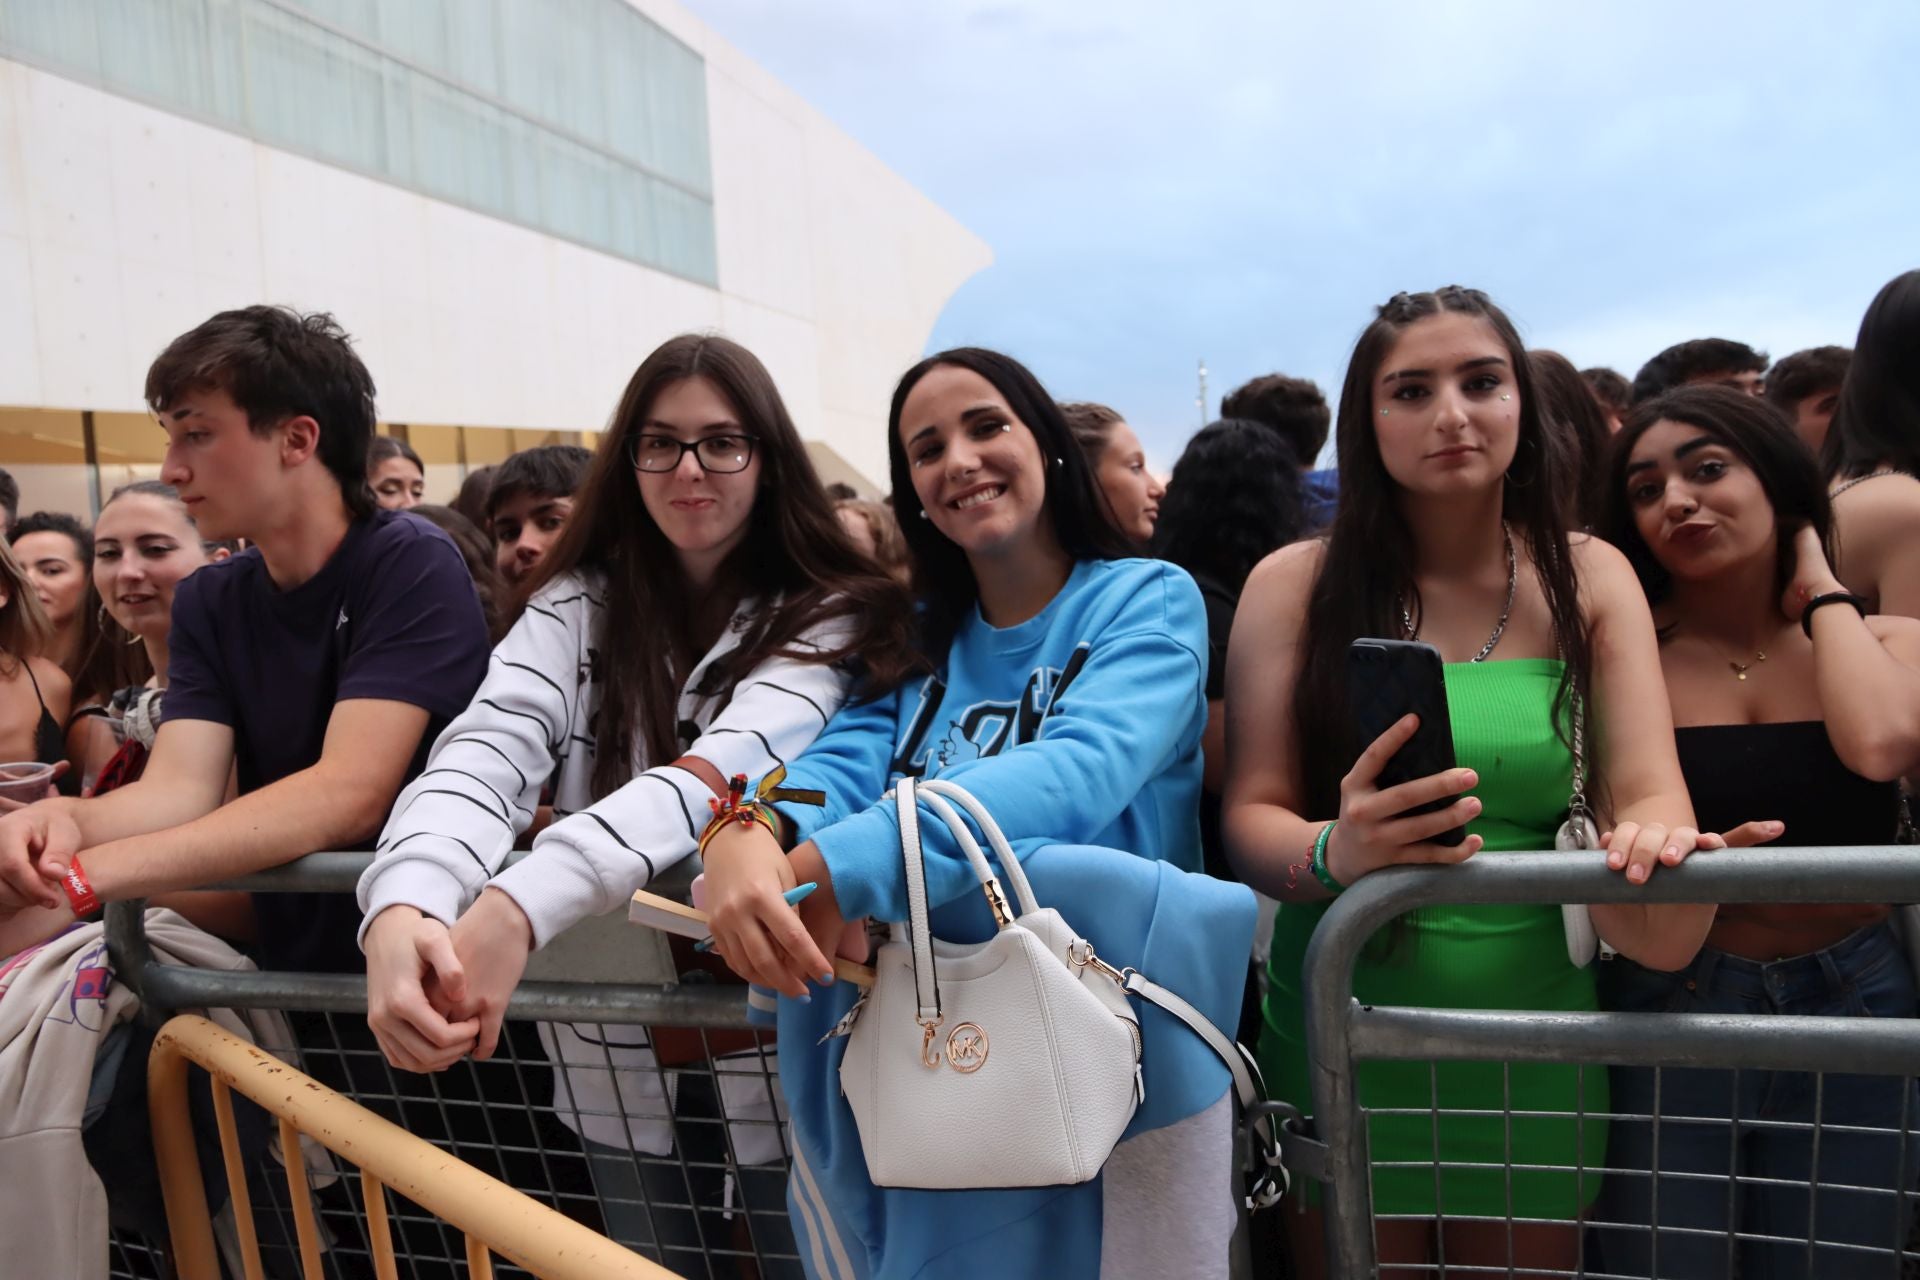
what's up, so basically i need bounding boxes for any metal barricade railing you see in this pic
[105,852,806,1280]
[148,1012,668,1279]
[1298,845,1920,1279]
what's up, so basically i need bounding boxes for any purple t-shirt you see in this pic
[164,509,490,972]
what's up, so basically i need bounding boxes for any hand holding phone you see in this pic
[1326,640,1486,885]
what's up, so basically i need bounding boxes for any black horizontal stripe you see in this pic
[387,829,487,874]
[580,812,659,879]
[737,679,829,726]
[641,771,699,840]
[499,661,572,721]
[477,699,562,752]
[542,591,607,610]
[417,766,531,820]
[445,736,529,793]
[411,789,512,829]
[702,726,784,771]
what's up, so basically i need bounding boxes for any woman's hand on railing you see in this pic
[446,887,535,1062]
[365,905,479,1073]
[1324,714,1486,886]
[1602,818,1783,883]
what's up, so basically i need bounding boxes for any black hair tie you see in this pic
[1801,590,1869,640]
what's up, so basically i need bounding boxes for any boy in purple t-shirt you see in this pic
[0,307,489,974]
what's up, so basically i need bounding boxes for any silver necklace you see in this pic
[1401,526,1517,663]
[1831,469,1904,498]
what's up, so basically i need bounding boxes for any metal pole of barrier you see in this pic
[1350,1004,1920,1074]
[137,962,752,1024]
[1300,846,1920,1280]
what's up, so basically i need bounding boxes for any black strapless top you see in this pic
[1674,720,1899,846]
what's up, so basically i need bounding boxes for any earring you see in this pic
[1379,409,1390,417]
[918,509,930,520]
[1054,456,1065,467]
[1500,393,1512,401]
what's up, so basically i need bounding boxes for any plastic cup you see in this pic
[0,761,56,803]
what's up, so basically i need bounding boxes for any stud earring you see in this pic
[918,509,930,520]
[1378,409,1390,417]
[1500,394,1511,401]
[1054,456,1065,467]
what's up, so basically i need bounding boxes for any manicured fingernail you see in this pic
[795,991,812,1004]
[819,971,835,985]
[693,937,715,953]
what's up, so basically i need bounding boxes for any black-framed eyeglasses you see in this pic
[629,433,758,474]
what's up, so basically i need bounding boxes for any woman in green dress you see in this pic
[1223,286,1721,1277]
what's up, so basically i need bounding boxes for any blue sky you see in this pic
[681,1,1918,468]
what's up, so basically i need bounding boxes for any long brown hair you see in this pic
[0,538,52,677]
[519,334,918,799]
[1294,288,1593,828]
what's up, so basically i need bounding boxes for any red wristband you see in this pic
[60,854,100,919]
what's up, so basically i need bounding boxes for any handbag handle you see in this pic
[893,776,1046,1027]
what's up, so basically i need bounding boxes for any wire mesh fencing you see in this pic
[103,859,804,1280]
[1289,847,1920,1280]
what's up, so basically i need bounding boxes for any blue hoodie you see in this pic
[768,558,1256,1278]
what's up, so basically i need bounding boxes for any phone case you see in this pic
[1348,638,1466,846]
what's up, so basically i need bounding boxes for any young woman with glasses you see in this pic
[357,333,916,1265]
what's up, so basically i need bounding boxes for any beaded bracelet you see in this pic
[1310,820,1346,895]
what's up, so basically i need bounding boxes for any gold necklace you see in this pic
[1700,637,1766,680]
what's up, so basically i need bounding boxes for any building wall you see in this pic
[0,0,990,512]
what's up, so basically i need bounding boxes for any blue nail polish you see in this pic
[795,991,812,1004]
[818,971,835,985]
[693,936,715,953]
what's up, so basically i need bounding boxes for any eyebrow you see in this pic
[1624,434,1719,476]
[643,419,740,436]
[909,402,1003,447]
[1382,355,1508,383]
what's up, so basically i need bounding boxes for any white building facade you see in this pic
[0,0,990,512]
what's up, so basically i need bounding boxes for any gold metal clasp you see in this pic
[981,876,1012,927]
[1066,940,1127,986]
[918,1017,943,1068]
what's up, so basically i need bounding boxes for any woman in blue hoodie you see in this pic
[699,349,1253,1279]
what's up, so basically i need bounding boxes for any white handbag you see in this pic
[1558,693,1615,967]
[836,777,1286,1201]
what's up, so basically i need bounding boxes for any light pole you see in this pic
[1196,358,1209,428]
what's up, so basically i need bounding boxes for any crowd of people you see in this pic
[0,268,1914,1278]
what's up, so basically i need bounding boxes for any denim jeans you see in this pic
[1591,920,1920,1279]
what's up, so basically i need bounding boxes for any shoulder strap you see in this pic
[895,778,940,1024]
[21,657,47,713]
[1123,970,1287,1208]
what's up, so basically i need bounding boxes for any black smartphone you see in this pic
[1347,638,1466,846]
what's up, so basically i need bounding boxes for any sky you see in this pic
[679,1,1919,469]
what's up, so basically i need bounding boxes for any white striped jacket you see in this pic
[357,569,856,950]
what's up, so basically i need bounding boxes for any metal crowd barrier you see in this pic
[105,852,806,1280]
[1295,846,1920,1280]
[148,1013,666,1279]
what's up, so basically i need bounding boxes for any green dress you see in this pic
[1258,658,1607,1219]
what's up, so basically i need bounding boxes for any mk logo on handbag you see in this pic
[945,1023,989,1073]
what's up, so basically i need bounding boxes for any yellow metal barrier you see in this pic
[148,1014,671,1280]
